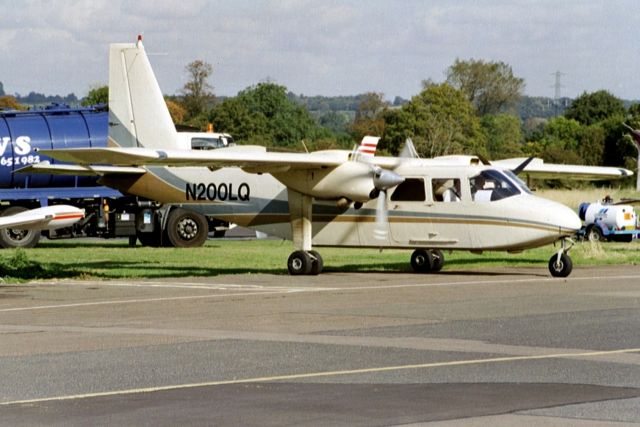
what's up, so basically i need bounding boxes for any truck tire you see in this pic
[137,230,162,247]
[586,225,604,242]
[0,206,41,248]
[166,208,208,248]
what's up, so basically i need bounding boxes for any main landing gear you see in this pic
[287,250,324,275]
[410,249,445,273]
[548,238,574,278]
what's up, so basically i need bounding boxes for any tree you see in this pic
[0,82,4,97]
[82,85,108,106]
[181,60,215,120]
[382,83,486,157]
[480,114,523,159]
[565,90,625,126]
[446,58,524,116]
[577,125,606,166]
[209,82,326,147]
[350,92,388,141]
[165,99,187,125]
[0,95,26,110]
[526,117,583,164]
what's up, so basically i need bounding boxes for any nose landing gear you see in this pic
[548,238,574,277]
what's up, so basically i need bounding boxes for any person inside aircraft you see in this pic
[471,170,522,201]
[442,179,461,202]
[471,174,492,202]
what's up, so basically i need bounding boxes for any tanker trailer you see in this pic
[578,200,639,242]
[0,104,229,248]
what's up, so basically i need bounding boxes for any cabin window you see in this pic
[432,178,461,202]
[390,178,426,201]
[191,137,225,150]
[470,170,521,202]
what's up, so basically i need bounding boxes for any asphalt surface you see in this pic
[1,265,640,426]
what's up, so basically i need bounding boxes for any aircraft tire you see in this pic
[166,208,208,248]
[430,249,445,272]
[309,250,324,275]
[548,253,572,277]
[0,206,41,249]
[411,249,433,273]
[288,250,313,275]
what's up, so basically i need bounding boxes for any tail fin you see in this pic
[354,136,380,160]
[108,36,179,149]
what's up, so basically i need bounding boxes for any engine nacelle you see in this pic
[275,162,380,202]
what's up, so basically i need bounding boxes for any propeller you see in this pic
[371,166,404,240]
[512,156,535,175]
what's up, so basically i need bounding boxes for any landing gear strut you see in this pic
[286,189,325,276]
[548,238,574,277]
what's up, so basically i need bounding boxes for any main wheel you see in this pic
[430,249,445,272]
[548,253,573,277]
[411,249,433,273]
[308,250,324,275]
[166,208,208,248]
[288,250,313,275]
[0,206,41,248]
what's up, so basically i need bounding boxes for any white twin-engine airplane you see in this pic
[23,37,633,277]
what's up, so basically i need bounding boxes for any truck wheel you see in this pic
[166,208,208,248]
[137,230,162,247]
[0,206,41,248]
[586,225,604,242]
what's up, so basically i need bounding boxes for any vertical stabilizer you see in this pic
[108,37,179,149]
[354,136,380,161]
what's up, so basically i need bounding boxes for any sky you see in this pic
[1,0,639,101]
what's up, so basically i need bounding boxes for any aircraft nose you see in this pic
[554,202,582,234]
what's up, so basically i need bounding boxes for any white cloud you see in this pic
[1,0,639,99]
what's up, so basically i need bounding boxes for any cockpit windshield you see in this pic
[470,169,522,202]
[502,169,533,194]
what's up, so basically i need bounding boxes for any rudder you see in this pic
[108,36,179,149]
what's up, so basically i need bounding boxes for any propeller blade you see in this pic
[374,189,389,240]
[399,138,420,158]
[511,156,535,175]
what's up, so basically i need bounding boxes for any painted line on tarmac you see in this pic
[2,347,640,406]
[0,290,322,313]
[56,281,331,292]
[2,273,640,313]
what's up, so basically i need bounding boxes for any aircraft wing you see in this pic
[36,146,351,173]
[492,158,634,180]
[16,161,147,176]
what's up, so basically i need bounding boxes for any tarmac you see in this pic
[1,264,640,426]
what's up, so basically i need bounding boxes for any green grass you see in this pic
[0,237,638,282]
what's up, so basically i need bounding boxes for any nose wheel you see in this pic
[548,238,574,277]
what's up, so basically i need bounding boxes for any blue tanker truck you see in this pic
[0,104,230,248]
